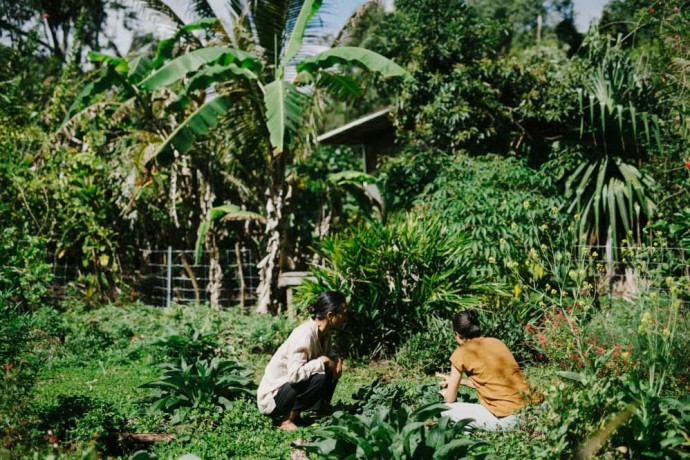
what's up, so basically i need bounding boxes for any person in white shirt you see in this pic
[257,291,348,431]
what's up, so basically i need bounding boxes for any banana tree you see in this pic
[91,0,411,312]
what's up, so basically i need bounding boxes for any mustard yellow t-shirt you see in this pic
[450,337,531,417]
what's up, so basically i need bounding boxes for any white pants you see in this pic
[441,402,518,432]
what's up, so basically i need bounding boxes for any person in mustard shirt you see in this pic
[438,309,537,431]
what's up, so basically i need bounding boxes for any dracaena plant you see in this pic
[297,402,488,460]
[139,357,255,424]
[65,0,412,314]
[566,39,660,252]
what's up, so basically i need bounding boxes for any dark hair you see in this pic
[308,291,347,320]
[452,309,481,338]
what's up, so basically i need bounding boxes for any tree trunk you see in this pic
[255,153,290,314]
[255,188,284,314]
[200,174,222,309]
[207,233,222,309]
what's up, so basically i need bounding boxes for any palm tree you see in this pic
[75,0,410,312]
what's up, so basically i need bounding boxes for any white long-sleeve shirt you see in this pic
[256,319,330,414]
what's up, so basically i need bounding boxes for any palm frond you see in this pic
[136,0,187,29]
[187,0,216,18]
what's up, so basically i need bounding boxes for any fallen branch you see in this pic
[121,433,175,443]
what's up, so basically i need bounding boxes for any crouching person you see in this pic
[438,309,539,431]
[257,291,348,431]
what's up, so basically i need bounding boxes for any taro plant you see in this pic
[351,378,444,416]
[297,402,488,459]
[139,357,255,424]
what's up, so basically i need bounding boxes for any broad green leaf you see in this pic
[314,71,364,101]
[128,56,154,84]
[328,170,379,185]
[194,220,211,264]
[154,95,233,165]
[412,403,451,422]
[264,80,308,153]
[195,205,265,263]
[62,67,127,126]
[282,0,323,69]
[89,51,128,74]
[556,371,589,385]
[153,18,220,68]
[432,438,487,459]
[298,47,413,82]
[140,47,260,91]
[177,63,258,101]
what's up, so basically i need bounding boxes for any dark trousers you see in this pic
[270,371,337,422]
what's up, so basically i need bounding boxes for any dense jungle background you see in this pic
[1,0,689,458]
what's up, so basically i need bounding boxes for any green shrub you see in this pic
[539,370,690,459]
[423,154,565,283]
[395,316,456,375]
[35,394,126,454]
[0,227,53,308]
[297,210,488,359]
[248,314,299,355]
[139,358,255,424]
[151,324,219,362]
[150,398,293,460]
[64,320,117,360]
[0,301,38,416]
[299,402,489,459]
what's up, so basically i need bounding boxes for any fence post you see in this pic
[607,230,613,310]
[166,246,172,307]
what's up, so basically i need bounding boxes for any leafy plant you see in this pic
[351,379,444,416]
[298,402,488,459]
[296,210,486,359]
[35,394,126,454]
[395,316,456,375]
[565,40,660,250]
[0,301,38,420]
[248,314,298,355]
[423,154,565,283]
[73,0,411,313]
[0,227,53,308]
[139,358,255,424]
[151,324,219,363]
[539,370,690,459]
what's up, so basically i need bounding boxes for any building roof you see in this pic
[317,107,393,145]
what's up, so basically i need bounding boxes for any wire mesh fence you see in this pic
[140,247,259,307]
[575,245,690,309]
[49,246,259,308]
[48,243,690,309]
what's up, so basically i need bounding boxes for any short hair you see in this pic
[308,291,347,320]
[452,309,481,338]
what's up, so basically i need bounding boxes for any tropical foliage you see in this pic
[297,210,485,359]
[298,403,489,459]
[140,357,255,424]
[1,0,690,458]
